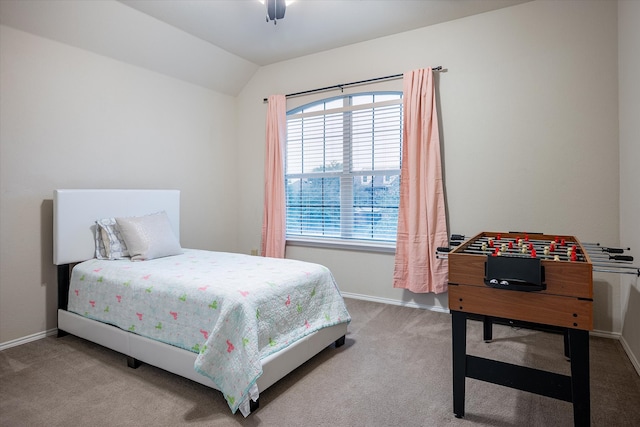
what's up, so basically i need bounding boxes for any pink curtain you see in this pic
[393,69,449,294]
[261,95,287,258]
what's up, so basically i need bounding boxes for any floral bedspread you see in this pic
[67,249,351,414]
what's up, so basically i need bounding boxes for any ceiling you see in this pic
[0,0,530,95]
[120,0,530,66]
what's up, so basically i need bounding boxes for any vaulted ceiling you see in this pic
[1,0,530,95]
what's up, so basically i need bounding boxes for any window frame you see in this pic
[284,91,402,253]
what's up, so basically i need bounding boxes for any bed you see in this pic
[53,189,350,416]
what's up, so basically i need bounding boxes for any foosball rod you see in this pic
[593,267,640,276]
[583,245,631,254]
[435,250,639,275]
[464,235,631,255]
[583,242,632,251]
[584,252,634,262]
[584,246,634,260]
[450,234,631,253]
[463,243,633,263]
[591,261,640,269]
[463,238,576,249]
[436,252,640,277]
[435,253,639,275]
[462,239,633,261]
[448,234,634,261]
[444,247,587,262]
[470,236,581,248]
[440,244,634,266]
[462,242,588,258]
[495,232,624,252]
[581,242,632,252]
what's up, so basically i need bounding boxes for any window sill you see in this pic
[286,237,396,254]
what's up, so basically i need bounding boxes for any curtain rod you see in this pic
[262,66,442,103]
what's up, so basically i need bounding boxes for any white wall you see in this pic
[237,1,622,329]
[0,26,238,343]
[1,0,635,371]
[618,0,640,372]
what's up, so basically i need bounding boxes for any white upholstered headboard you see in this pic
[53,189,180,265]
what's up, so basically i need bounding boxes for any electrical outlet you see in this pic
[250,249,258,256]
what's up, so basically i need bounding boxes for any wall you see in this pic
[0,26,238,344]
[236,1,622,331]
[1,0,634,370]
[618,0,640,372]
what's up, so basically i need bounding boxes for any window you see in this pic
[285,92,402,247]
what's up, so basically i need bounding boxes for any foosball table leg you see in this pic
[452,310,467,418]
[568,329,590,426]
[483,316,493,342]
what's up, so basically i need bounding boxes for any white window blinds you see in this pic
[285,93,402,244]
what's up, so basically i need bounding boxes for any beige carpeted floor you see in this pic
[1,298,639,426]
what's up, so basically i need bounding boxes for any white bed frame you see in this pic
[54,189,347,412]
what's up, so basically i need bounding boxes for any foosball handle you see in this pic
[450,234,465,241]
[603,247,625,254]
[437,247,451,253]
[611,255,634,262]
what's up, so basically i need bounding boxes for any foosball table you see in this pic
[445,231,597,426]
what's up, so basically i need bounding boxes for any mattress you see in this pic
[67,249,351,413]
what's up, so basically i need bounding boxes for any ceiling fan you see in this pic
[264,0,287,24]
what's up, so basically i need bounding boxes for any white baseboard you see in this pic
[590,329,621,339]
[341,292,450,313]
[0,328,58,351]
[619,335,640,376]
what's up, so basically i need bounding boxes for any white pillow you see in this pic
[95,218,129,260]
[94,223,108,260]
[116,211,182,261]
